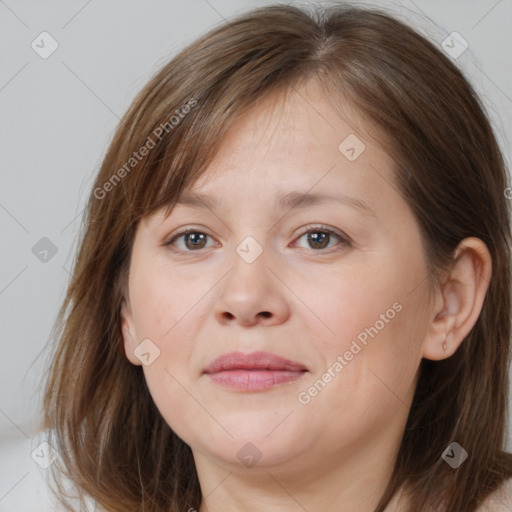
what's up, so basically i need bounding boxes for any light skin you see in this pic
[120,79,492,512]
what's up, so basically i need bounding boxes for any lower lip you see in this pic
[206,369,306,391]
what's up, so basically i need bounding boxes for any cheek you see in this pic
[308,252,427,406]
[313,266,403,354]
[129,258,192,339]
[128,265,209,436]
[131,273,200,371]
[297,303,422,445]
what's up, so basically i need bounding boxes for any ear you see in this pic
[120,298,142,366]
[422,237,492,361]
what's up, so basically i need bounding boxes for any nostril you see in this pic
[259,311,271,318]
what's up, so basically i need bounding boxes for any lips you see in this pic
[203,351,308,392]
[203,351,308,373]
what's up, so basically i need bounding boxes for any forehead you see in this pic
[205,81,369,164]
[178,81,399,210]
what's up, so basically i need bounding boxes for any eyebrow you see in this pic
[175,190,375,216]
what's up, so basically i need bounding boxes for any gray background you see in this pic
[1,0,511,509]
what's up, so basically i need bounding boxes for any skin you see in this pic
[121,79,492,512]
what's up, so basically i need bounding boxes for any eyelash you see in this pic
[163,225,351,254]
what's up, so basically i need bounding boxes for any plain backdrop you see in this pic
[0,0,511,510]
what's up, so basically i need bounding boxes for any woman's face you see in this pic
[121,80,434,476]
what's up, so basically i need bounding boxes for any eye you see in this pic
[292,225,350,252]
[164,225,350,253]
[164,229,216,252]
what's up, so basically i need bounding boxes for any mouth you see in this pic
[203,351,308,392]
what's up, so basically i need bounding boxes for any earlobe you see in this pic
[120,300,142,366]
[422,237,492,361]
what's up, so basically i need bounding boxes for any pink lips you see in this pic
[203,351,308,391]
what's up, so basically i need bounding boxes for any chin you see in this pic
[211,440,302,472]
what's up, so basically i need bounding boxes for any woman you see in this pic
[40,3,512,511]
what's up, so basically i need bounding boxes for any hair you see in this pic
[39,2,512,511]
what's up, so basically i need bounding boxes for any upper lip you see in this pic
[203,351,308,373]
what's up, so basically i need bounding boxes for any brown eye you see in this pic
[182,232,208,250]
[165,230,213,251]
[306,231,331,250]
[164,225,350,254]
[293,226,350,252]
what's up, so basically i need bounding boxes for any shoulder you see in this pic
[477,477,512,511]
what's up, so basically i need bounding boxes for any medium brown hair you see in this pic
[40,2,512,511]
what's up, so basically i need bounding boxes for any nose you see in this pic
[213,241,290,327]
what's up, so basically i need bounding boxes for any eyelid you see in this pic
[292,224,351,250]
[163,223,351,253]
[294,223,349,241]
[163,225,217,247]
